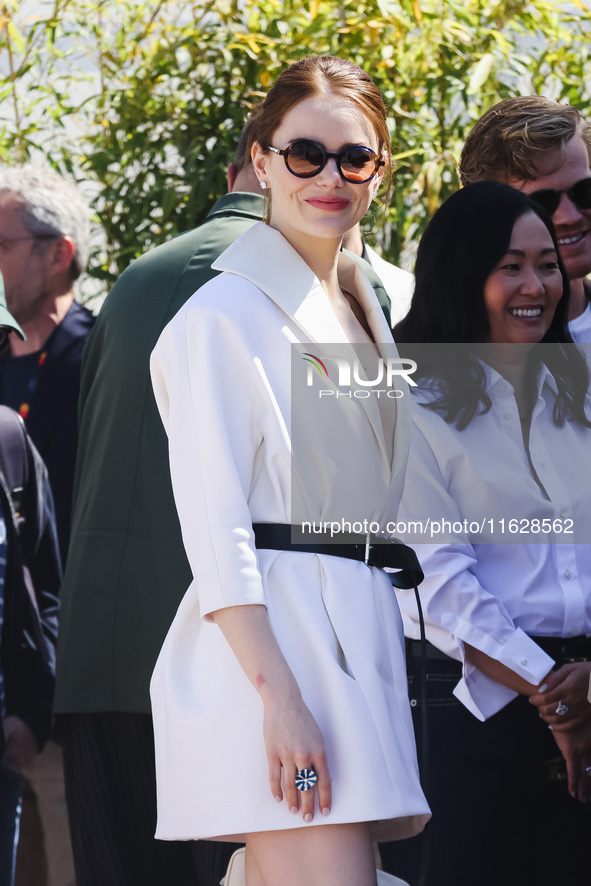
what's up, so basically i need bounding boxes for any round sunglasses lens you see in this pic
[287,141,325,176]
[340,149,376,182]
[572,178,591,210]
[530,189,560,216]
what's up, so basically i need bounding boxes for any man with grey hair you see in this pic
[0,163,94,886]
[0,164,94,561]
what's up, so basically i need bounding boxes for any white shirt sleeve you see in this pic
[397,420,554,720]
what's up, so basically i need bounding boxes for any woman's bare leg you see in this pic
[245,822,377,886]
[244,843,264,886]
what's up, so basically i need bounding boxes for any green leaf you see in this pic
[6,20,26,55]
[468,52,495,94]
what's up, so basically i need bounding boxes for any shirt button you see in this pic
[560,508,567,517]
[521,657,528,666]
[565,570,572,579]
[505,411,513,419]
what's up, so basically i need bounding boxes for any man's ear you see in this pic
[48,236,76,276]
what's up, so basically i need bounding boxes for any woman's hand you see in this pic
[211,603,332,823]
[529,662,591,730]
[263,689,332,822]
[551,722,591,802]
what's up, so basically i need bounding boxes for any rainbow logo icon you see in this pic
[302,352,328,377]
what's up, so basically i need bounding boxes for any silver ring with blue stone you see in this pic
[295,768,317,791]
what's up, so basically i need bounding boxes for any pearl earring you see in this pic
[260,181,268,190]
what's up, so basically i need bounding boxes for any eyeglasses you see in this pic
[267,139,385,183]
[0,234,57,250]
[529,177,591,216]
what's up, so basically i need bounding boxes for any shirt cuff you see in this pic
[452,629,555,720]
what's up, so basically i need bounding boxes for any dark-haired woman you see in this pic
[149,56,429,886]
[389,181,591,886]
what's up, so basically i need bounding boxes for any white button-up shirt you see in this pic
[397,357,591,720]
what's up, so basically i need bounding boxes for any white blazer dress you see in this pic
[149,222,430,842]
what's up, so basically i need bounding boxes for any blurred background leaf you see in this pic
[1,0,590,301]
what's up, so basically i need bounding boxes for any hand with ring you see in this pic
[551,726,591,802]
[263,691,332,823]
[529,662,591,730]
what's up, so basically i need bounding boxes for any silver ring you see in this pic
[556,700,569,716]
[295,768,317,791]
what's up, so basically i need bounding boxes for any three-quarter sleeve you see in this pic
[150,298,269,620]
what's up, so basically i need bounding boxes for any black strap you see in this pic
[251,523,423,588]
[0,405,28,522]
[0,409,52,669]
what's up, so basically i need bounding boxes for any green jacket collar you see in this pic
[206,191,265,222]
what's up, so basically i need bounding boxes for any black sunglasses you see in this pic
[529,177,591,216]
[268,139,384,183]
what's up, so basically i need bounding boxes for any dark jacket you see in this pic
[0,300,96,564]
[0,410,60,752]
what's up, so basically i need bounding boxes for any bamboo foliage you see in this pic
[1,0,590,293]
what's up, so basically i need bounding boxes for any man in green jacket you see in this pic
[55,122,394,886]
[55,127,264,886]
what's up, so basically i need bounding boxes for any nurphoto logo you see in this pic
[302,351,417,400]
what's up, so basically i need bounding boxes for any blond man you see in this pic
[460,95,591,340]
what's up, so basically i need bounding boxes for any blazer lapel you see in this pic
[355,267,412,486]
[213,223,318,327]
[213,223,403,479]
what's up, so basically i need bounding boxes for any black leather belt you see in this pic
[252,523,423,590]
[408,639,456,663]
[529,634,591,665]
[408,635,591,667]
